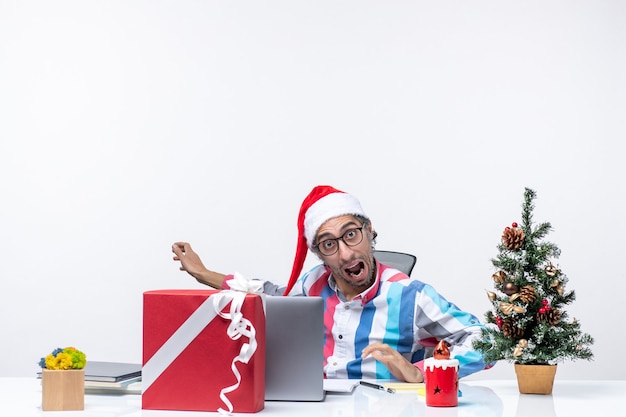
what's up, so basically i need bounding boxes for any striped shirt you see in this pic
[225,261,489,379]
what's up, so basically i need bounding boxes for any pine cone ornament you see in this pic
[537,309,562,325]
[518,285,537,303]
[502,226,525,250]
[501,318,525,339]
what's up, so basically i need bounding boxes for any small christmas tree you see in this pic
[473,188,594,365]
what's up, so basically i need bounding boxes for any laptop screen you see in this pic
[264,296,325,401]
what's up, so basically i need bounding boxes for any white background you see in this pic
[1,1,624,380]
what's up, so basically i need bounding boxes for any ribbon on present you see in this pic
[212,291,257,414]
[225,271,264,294]
[142,290,258,415]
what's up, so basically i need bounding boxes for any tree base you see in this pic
[514,363,557,395]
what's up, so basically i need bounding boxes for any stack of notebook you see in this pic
[82,361,142,393]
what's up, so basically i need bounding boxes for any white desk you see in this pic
[0,378,623,417]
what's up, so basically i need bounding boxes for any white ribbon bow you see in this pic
[226,271,264,294]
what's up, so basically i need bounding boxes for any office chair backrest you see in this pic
[373,250,417,276]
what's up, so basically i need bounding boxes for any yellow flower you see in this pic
[45,352,73,370]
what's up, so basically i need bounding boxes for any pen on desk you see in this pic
[359,381,395,394]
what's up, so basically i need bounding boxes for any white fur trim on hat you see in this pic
[303,192,367,248]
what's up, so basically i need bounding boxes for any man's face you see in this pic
[314,215,375,299]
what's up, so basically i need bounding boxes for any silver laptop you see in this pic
[264,296,325,401]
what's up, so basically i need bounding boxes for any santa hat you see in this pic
[283,185,367,295]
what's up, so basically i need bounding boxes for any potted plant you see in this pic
[39,347,87,410]
[473,188,594,394]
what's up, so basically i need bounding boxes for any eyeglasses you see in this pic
[313,227,364,256]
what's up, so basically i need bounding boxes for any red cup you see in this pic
[424,358,459,407]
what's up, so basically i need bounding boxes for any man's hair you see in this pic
[355,215,378,247]
[311,214,377,258]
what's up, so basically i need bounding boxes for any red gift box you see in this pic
[142,289,265,413]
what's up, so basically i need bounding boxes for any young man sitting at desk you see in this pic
[172,185,491,383]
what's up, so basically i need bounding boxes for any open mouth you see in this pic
[344,261,366,280]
